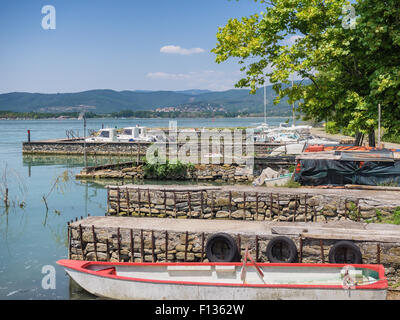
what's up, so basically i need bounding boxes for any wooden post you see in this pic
[200,191,204,215]
[92,225,98,261]
[117,227,121,262]
[293,195,297,222]
[304,195,308,222]
[228,191,232,219]
[211,191,215,218]
[173,191,177,218]
[184,231,188,262]
[79,224,85,259]
[377,243,381,264]
[164,190,167,216]
[147,189,151,216]
[140,229,144,262]
[106,239,110,261]
[277,194,281,221]
[320,240,325,263]
[269,193,273,221]
[243,192,246,220]
[117,188,121,214]
[299,237,303,263]
[106,188,110,216]
[255,192,259,221]
[165,231,169,262]
[255,235,259,262]
[137,188,141,216]
[136,143,140,165]
[237,234,241,260]
[67,226,71,259]
[188,192,192,219]
[151,230,155,263]
[130,229,134,262]
[201,233,205,262]
[126,187,130,216]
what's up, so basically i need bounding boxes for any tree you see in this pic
[212,0,400,136]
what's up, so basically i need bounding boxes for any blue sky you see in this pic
[0,0,268,93]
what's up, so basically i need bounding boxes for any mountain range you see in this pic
[0,84,296,115]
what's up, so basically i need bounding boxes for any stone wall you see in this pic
[22,140,285,158]
[106,185,400,223]
[67,219,400,283]
[76,164,255,183]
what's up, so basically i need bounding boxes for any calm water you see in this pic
[0,117,293,300]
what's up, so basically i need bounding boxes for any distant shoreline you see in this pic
[0,115,293,121]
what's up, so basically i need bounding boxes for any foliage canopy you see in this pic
[212,0,400,135]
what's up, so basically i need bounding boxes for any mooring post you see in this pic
[304,195,308,222]
[140,229,144,262]
[201,232,205,262]
[147,189,151,216]
[243,192,246,220]
[211,191,215,218]
[106,239,110,261]
[92,225,98,261]
[277,194,281,221]
[228,191,232,219]
[117,227,121,262]
[377,243,381,264]
[130,229,134,262]
[137,188,141,216]
[27,130,31,143]
[126,187,130,215]
[184,231,188,262]
[188,192,192,219]
[67,226,71,259]
[173,191,177,218]
[255,192,259,221]
[165,231,169,262]
[255,235,259,262]
[320,240,325,263]
[79,224,85,260]
[151,230,155,263]
[299,237,303,263]
[163,190,167,216]
[237,234,241,259]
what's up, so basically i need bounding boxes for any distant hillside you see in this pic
[0,84,299,115]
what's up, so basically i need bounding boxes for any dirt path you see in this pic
[310,127,400,150]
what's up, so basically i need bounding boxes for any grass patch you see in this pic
[376,207,400,225]
[143,159,194,180]
[281,180,301,188]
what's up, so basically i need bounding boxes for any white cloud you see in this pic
[146,72,190,80]
[160,45,205,55]
[146,70,243,91]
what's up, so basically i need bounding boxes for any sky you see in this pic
[0,0,270,93]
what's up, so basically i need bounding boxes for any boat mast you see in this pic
[264,84,267,125]
[292,74,296,127]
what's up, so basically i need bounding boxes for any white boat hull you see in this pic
[59,260,387,300]
[66,268,386,300]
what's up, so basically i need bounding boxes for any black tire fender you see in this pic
[266,236,298,263]
[328,241,363,264]
[205,233,240,262]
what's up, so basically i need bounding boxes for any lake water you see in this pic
[0,117,294,300]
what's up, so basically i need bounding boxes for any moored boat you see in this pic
[57,259,387,300]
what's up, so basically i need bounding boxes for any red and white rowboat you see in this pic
[57,258,387,300]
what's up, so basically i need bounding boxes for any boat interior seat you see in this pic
[95,267,116,276]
